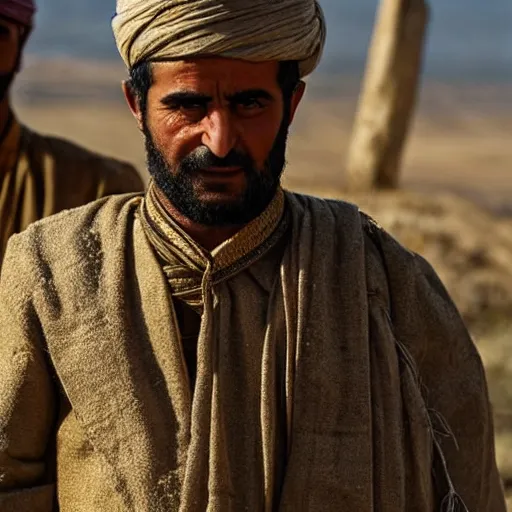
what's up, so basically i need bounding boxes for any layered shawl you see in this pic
[0,191,505,510]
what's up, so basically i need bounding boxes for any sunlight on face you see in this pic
[144,58,285,203]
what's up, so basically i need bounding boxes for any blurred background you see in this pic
[12,0,512,213]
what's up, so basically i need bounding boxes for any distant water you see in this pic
[25,0,512,83]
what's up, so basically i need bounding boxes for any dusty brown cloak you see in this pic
[0,191,505,511]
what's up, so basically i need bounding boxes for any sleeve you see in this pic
[378,231,507,510]
[0,237,56,511]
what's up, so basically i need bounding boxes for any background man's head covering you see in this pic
[112,0,326,78]
[0,0,36,27]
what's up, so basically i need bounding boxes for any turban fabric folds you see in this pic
[0,0,35,27]
[112,0,326,78]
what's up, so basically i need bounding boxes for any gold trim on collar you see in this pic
[139,181,287,312]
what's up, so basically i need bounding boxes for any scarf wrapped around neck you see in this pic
[139,181,287,313]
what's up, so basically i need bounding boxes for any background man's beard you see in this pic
[144,120,289,226]
[0,72,15,102]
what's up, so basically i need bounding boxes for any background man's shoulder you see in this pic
[22,126,144,195]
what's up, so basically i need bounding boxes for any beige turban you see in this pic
[112,0,326,78]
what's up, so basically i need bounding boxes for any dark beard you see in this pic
[0,72,15,102]
[144,118,289,226]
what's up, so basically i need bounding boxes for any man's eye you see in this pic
[238,98,264,110]
[180,102,205,111]
[169,102,204,112]
[234,98,266,116]
[168,102,207,120]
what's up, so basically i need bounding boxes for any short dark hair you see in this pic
[128,59,300,116]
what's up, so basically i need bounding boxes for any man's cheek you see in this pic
[0,58,15,74]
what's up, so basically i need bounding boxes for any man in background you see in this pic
[0,0,143,262]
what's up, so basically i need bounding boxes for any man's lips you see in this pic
[202,166,243,174]
[196,166,245,179]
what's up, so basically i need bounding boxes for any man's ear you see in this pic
[288,80,306,125]
[122,80,144,131]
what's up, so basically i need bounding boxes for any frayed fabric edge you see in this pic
[440,490,469,512]
[393,334,470,512]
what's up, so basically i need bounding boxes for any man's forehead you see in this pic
[150,58,281,91]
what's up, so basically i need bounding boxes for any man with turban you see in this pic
[0,0,506,510]
[0,0,143,263]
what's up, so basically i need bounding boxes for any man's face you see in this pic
[0,17,21,101]
[132,58,303,226]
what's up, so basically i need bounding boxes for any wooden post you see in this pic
[346,0,429,192]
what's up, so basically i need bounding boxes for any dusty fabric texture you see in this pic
[0,0,35,26]
[0,191,506,511]
[112,0,326,77]
[0,116,143,264]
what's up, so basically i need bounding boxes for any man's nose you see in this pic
[201,109,237,159]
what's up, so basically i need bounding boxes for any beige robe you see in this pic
[0,190,506,511]
[0,115,143,262]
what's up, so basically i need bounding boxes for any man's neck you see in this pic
[155,188,245,252]
[0,98,12,146]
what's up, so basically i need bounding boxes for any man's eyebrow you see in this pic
[160,91,213,105]
[159,89,274,106]
[225,89,274,102]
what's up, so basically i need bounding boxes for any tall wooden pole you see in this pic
[346,0,429,192]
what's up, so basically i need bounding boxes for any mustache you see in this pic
[180,146,255,172]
